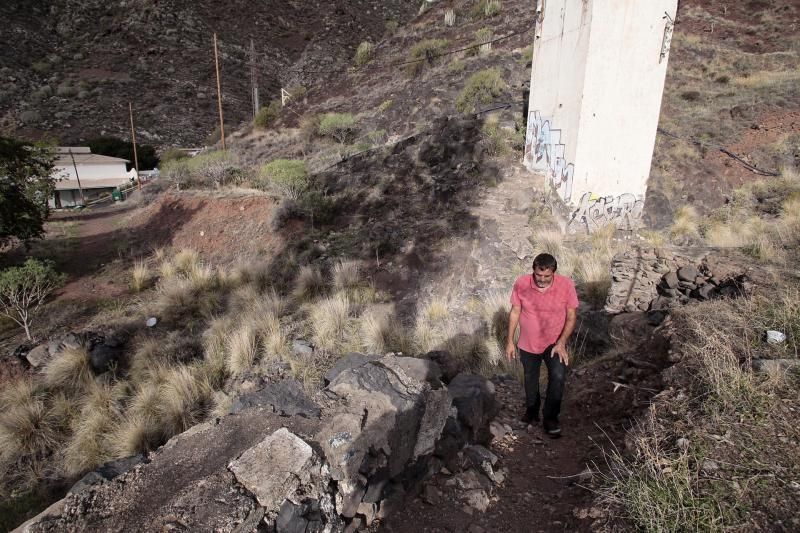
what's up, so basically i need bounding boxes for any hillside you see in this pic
[0,0,417,145]
[0,0,799,532]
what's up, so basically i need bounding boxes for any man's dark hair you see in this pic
[532,253,558,272]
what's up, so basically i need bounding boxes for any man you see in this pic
[505,253,578,436]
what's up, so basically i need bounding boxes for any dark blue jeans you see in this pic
[520,345,567,423]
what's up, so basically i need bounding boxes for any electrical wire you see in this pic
[657,128,779,176]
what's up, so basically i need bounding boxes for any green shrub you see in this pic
[160,148,189,164]
[406,39,449,77]
[318,113,357,144]
[456,68,507,113]
[471,0,501,18]
[481,119,511,157]
[164,151,241,189]
[385,20,399,34]
[0,258,66,340]
[253,101,282,129]
[299,114,321,144]
[354,42,374,68]
[448,59,466,74]
[259,159,309,199]
[377,99,393,114]
[519,45,533,66]
[468,28,493,57]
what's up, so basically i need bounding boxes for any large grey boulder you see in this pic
[228,428,328,511]
[316,355,452,523]
[318,356,450,481]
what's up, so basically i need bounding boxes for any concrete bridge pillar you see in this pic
[523,0,678,231]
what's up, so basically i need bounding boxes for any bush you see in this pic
[468,28,493,57]
[164,151,243,189]
[259,159,309,199]
[0,258,66,340]
[87,136,159,170]
[471,0,501,18]
[406,39,449,77]
[299,114,322,144]
[253,101,282,129]
[455,68,507,113]
[481,118,512,157]
[385,20,399,34]
[159,148,188,164]
[354,42,374,68]
[377,99,393,114]
[318,113,357,144]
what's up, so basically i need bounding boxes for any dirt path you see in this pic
[381,163,668,532]
[382,355,642,532]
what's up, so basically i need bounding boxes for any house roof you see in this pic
[54,153,130,166]
[55,177,133,190]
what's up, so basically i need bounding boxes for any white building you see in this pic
[50,147,138,207]
[524,0,677,231]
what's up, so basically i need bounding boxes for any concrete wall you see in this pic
[524,0,677,231]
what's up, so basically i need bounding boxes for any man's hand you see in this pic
[505,341,517,361]
[552,341,570,366]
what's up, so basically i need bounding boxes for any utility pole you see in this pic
[129,102,141,190]
[249,38,260,119]
[68,148,86,206]
[213,32,226,150]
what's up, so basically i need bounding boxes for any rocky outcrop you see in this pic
[20,355,497,533]
[605,247,752,314]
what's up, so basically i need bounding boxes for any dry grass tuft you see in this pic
[173,248,201,275]
[109,414,161,458]
[574,250,613,309]
[186,262,216,291]
[156,365,213,438]
[255,313,289,360]
[158,259,176,280]
[311,294,351,351]
[669,206,701,242]
[423,298,450,323]
[131,260,151,292]
[332,259,362,292]
[62,384,124,476]
[0,383,60,467]
[293,265,326,302]
[531,228,564,257]
[42,346,94,393]
[481,290,511,352]
[359,307,391,354]
[225,323,259,376]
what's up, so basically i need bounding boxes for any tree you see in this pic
[0,136,56,247]
[85,136,159,170]
[0,258,66,341]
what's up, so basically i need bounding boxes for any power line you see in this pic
[657,128,779,176]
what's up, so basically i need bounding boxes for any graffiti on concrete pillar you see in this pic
[524,111,574,202]
[568,192,645,232]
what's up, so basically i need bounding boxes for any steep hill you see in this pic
[0,0,416,145]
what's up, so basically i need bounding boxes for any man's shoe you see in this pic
[543,419,561,437]
[521,407,540,424]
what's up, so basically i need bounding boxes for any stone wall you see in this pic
[605,247,750,314]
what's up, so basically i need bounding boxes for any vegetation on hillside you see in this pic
[0,136,56,247]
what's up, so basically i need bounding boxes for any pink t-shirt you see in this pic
[510,273,579,354]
